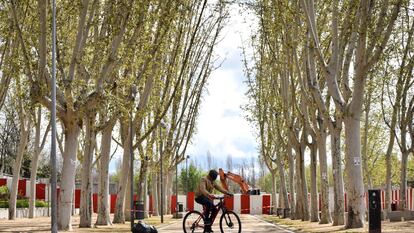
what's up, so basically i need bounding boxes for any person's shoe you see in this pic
[204,226,214,233]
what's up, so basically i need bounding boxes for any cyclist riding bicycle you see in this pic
[195,169,232,233]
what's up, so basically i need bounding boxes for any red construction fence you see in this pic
[1,178,413,215]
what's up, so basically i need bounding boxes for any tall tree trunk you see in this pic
[58,122,81,231]
[80,115,96,227]
[317,131,331,224]
[385,121,396,213]
[310,142,319,222]
[96,122,115,226]
[271,172,278,209]
[151,172,159,216]
[113,121,132,224]
[8,122,30,220]
[279,186,283,209]
[344,75,366,228]
[157,172,162,215]
[125,175,132,221]
[137,157,149,218]
[399,151,409,210]
[362,95,372,188]
[288,146,296,219]
[166,170,173,214]
[331,123,345,225]
[29,138,40,218]
[276,157,289,209]
[29,108,44,218]
[143,177,148,218]
[295,150,303,219]
[297,142,309,221]
[344,115,366,228]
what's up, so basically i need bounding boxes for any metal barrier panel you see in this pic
[36,183,46,200]
[92,193,98,213]
[187,192,195,211]
[110,194,117,213]
[18,180,27,196]
[171,195,177,213]
[262,195,271,215]
[74,189,81,208]
[0,178,6,187]
[233,194,241,214]
[241,194,250,214]
[249,195,261,215]
[224,195,234,211]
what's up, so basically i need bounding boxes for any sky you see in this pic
[186,4,259,170]
[108,4,259,173]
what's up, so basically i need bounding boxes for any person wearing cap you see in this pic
[195,169,232,233]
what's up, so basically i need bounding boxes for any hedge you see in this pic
[0,200,49,208]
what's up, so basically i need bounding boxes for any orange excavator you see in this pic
[218,168,260,195]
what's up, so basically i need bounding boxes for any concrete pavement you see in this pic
[157,214,294,233]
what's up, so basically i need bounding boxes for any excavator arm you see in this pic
[219,168,251,195]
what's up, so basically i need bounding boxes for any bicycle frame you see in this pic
[201,197,227,225]
[185,196,238,233]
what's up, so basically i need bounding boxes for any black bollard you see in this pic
[134,200,145,220]
[368,189,381,233]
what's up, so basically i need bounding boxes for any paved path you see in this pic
[157,214,293,233]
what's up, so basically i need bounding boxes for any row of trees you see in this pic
[0,0,228,231]
[245,0,413,229]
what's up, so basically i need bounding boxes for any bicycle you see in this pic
[183,195,241,233]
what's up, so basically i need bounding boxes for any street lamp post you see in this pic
[159,122,166,223]
[51,1,58,232]
[129,116,134,230]
[185,155,190,194]
[174,151,178,217]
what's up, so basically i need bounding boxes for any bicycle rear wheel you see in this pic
[183,210,205,233]
[219,210,241,233]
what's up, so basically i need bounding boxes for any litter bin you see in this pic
[177,202,183,212]
[283,208,290,218]
[134,201,144,220]
[391,202,397,211]
[276,208,283,217]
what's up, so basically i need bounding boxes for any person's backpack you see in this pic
[132,221,158,233]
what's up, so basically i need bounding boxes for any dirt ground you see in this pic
[0,214,178,232]
[260,215,414,233]
[2,214,414,232]
[158,214,292,233]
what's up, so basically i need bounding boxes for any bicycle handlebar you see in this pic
[212,194,233,199]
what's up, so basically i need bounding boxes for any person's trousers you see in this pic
[195,195,218,224]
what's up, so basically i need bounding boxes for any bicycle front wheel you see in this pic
[183,210,205,233]
[219,210,241,233]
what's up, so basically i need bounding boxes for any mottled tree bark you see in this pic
[79,115,96,227]
[8,118,30,220]
[58,121,81,231]
[331,122,345,225]
[151,172,159,216]
[309,142,319,222]
[317,130,331,224]
[288,147,296,219]
[96,122,115,226]
[113,120,132,224]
